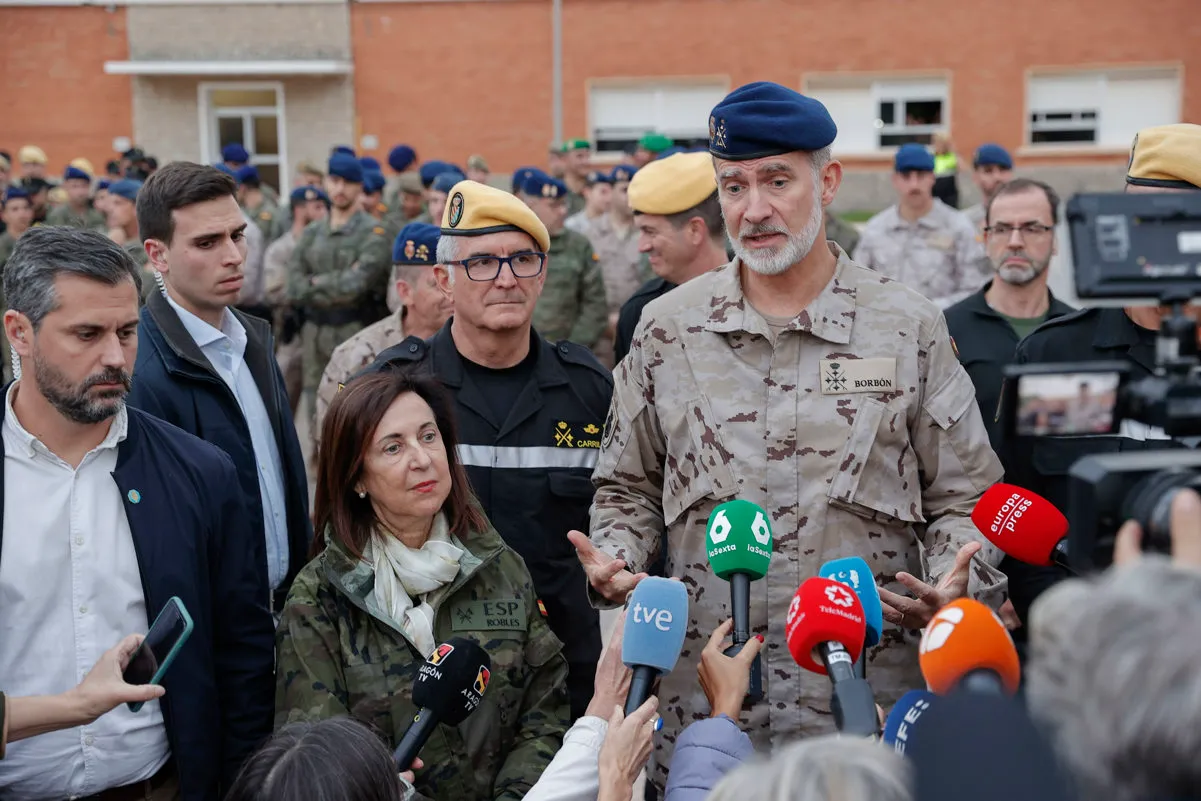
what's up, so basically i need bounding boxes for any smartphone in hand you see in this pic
[123,596,194,712]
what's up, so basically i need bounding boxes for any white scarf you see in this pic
[368,513,463,656]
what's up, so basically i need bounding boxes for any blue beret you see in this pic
[63,166,91,182]
[609,165,637,183]
[388,145,417,173]
[431,170,466,194]
[511,166,540,193]
[331,145,356,158]
[586,170,614,186]
[328,152,364,184]
[221,143,250,164]
[894,143,935,172]
[3,187,30,204]
[973,143,1013,170]
[290,185,329,206]
[419,160,454,188]
[97,179,112,191]
[392,222,441,265]
[708,81,837,160]
[519,170,568,199]
[360,156,382,172]
[234,165,261,186]
[108,179,143,202]
[362,169,386,195]
[212,163,237,177]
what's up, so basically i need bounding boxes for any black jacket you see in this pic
[615,277,675,363]
[128,291,312,605]
[0,403,275,800]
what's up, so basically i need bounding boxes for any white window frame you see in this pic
[197,81,288,183]
[1024,66,1182,150]
[872,82,948,149]
[587,79,729,156]
[803,73,950,155]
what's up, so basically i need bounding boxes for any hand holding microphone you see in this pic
[621,577,688,715]
[698,619,765,719]
[918,598,1020,696]
[393,637,492,771]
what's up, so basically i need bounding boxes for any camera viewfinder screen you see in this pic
[1015,372,1121,436]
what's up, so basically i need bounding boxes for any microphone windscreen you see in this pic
[971,483,1068,567]
[412,637,492,726]
[818,556,883,647]
[919,599,1020,696]
[621,577,689,673]
[881,689,937,755]
[705,499,773,580]
[785,577,866,674]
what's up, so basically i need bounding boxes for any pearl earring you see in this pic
[358,490,367,499]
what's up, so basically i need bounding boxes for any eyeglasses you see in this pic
[985,222,1054,239]
[451,251,546,282]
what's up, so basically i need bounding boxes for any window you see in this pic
[1027,69,1180,147]
[200,82,286,190]
[805,76,947,152]
[589,83,728,154]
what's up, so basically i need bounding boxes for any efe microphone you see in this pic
[705,499,772,703]
[785,577,877,737]
[971,483,1072,571]
[918,598,1021,696]
[819,556,884,679]
[393,637,492,770]
[621,577,688,715]
[881,689,937,755]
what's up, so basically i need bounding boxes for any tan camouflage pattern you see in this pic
[263,230,297,308]
[589,244,1006,790]
[852,200,989,308]
[276,520,569,801]
[313,310,405,449]
[584,215,649,315]
[532,229,609,348]
[45,204,107,231]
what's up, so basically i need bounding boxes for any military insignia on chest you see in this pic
[819,358,897,395]
[555,420,602,448]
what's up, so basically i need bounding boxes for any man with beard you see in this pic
[0,227,273,800]
[571,82,1005,794]
[943,177,1074,443]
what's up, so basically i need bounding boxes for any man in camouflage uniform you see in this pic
[573,82,1006,792]
[384,172,426,230]
[583,165,647,367]
[564,170,612,237]
[559,139,592,217]
[0,187,35,382]
[383,143,417,209]
[101,179,155,302]
[236,165,283,243]
[314,222,452,445]
[46,164,105,230]
[286,153,392,425]
[518,171,608,349]
[854,143,988,308]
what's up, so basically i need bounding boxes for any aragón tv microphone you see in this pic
[918,598,1020,697]
[706,499,772,703]
[881,689,936,756]
[785,577,877,737]
[819,556,883,679]
[622,576,688,715]
[971,483,1072,570]
[393,637,491,771]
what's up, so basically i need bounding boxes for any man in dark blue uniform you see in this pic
[359,180,610,719]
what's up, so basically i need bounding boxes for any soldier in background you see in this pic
[104,179,155,300]
[359,169,390,224]
[585,165,646,367]
[14,146,48,187]
[383,143,417,207]
[46,163,106,231]
[558,139,592,217]
[963,144,1015,236]
[823,210,860,255]
[632,133,673,168]
[519,171,608,349]
[564,170,612,237]
[384,172,426,230]
[425,171,465,234]
[0,188,34,268]
[294,160,325,188]
[236,165,283,244]
[465,154,490,185]
[223,143,279,205]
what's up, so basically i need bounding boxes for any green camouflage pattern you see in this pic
[245,200,285,243]
[532,229,608,348]
[823,212,860,256]
[121,239,157,304]
[45,205,107,231]
[275,519,569,801]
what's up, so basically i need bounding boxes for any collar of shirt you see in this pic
[885,200,951,232]
[965,280,1076,321]
[2,380,128,461]
[164,292,247,363]
[702,242,855,345]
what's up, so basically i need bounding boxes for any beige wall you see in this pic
[126,4,351,61]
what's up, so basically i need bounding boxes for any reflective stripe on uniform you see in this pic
[456,444,599,470]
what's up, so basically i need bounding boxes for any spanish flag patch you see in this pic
[536,599,548,617]
[373,226,386,235]
[950,336,959,358]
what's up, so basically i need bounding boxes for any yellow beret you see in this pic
[627,151,717,216]
[1126,123,1201,190]
[70,157,96,176]
[441,180,550,252]
[18,145,47,166]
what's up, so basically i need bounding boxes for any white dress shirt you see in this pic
[164,293,290,589]
[0,385,170,800]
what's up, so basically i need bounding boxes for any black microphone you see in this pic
[393,638,491,771]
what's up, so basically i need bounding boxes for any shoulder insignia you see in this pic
[259,211,272,221]
[591,252,599,261]
[536,599,548,617]
[373,226,386,236]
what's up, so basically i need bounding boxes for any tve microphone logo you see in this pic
[630,600,675,632]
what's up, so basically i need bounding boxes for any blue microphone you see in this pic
[622,577,689,715]
[820,556,884,680]
[882,689,937,755]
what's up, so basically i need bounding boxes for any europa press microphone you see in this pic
[818,556,884,679]
[705,499,772,703]
[881,689,937,756]
[971,483,1072,570]
[785,576,877,737]
[622,576,689,715]
[393,637,492,770]
[918,598,1021,696]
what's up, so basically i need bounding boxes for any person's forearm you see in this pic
[6,690,92,743]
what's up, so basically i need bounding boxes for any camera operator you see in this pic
[994,123,1201,630]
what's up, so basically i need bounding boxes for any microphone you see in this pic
[785,577,876,736]
[918,599,1021,696]
[881,689,937,755]
[393,637,492,770]
[705,499,772,703]
[818,556,883,679]
[971,483,1071,569]
[621,576,688,715]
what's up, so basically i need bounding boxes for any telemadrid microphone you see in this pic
[881,689,937,755]
[785,577,877,737]
[393,637,492,770]
[621,577,688,715]
[919,599,1021,696]
[971,483,1071,570]
[819,556,883,679]
[706,499,772,703]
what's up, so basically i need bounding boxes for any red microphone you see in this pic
[919,598,1021,697]
[970,483,1071,569]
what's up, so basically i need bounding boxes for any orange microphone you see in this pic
[919,598,1021,696]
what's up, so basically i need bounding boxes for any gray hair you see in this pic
[810,145,833,175]
[4,227,142,330]
[1027,557,1201,801]
[707,735,911,801]
[435,236,460,286]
